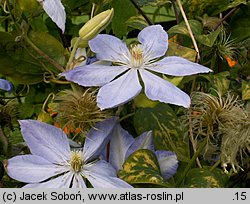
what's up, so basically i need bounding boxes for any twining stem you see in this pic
[175,140,207,187]
[214,6,240,30]
[176,0,200,61]
[130,0,154,25]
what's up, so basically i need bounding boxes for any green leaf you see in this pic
[28,31,66,70]
[118,149,165,185]
[163,76,184,86]
[168,20,203,37]
[208,0,246,16]
[210,71,230,96]
[126,16,149,30]
[111,0,137,37]
[135,0,171,7]
[133,93,158,108]
[8,129,24,145]
[135,0,156,7]
[30,16,48,32]
[17,0,39,13]
[142,5,175,23]
[0,32,45,84]
[133,103,189,162]
[196,29,221,47]
[62,0,88,11]
[184,166,229,187]
[230,3,250,42]
[184,0,246,17]
[167,42,197,62]
[242,80,250,100]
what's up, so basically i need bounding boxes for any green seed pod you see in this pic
[79,8,114,41]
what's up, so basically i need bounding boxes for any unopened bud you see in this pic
[79,8,114,41]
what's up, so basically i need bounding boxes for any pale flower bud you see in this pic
[79,8,114,41]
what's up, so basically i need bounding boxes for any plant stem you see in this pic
[170,0,180,24]
[176,0,200,61]
[175,140,207,187]
[214,6,240,30]
[210,160,221,172]
[65,37,82,71]
[24,36,65,72]
[130,0,154,25]
[119,112,135,122]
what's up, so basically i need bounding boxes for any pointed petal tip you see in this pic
[18,119,33,127]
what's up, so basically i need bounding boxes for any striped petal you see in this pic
[140,69,191,108]
[7,155,68,183]
[97,69,142,110]
[19,120,70,164]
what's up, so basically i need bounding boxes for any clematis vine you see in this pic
[62,25,212,110]
[5,118,132,188]
[0,79,13,93]
[108,122,178,180]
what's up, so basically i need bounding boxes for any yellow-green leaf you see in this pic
[133,93,158,108]
[163,75,184,86]
[242,80,250,100]
[118,149,165,185]
[133,103,189,162]
[167,42,197,62]
[184,167,229,187]
[211,71,230,96]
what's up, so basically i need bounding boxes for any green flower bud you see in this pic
[79,8,114,41]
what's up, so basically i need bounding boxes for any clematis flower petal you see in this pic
[89,34,130,64]
[84,160,118,177]
[0,79,13,92]
[83,117,117,162]
[72,174,87,188]
[140,69,191,108]
[84,162,132,188]
[61,64,128,87]
[38,0,66,32]
[125,131,154,159]
[7,155,68,183]
[97,69,142,110]
[85,172,132,188]
[109,124,134,171]
[23,172,74,188]
[155,150,178,180]
[138,25,168,60]
[19,120,70,164]
[147,56,212,76]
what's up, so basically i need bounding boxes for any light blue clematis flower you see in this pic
[62,25,212,110]
[5,118,132,188]
[0,79,13,93]
[108,122,178,180]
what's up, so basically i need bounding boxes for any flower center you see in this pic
[130,45,144,68]
[70,151,84,173]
